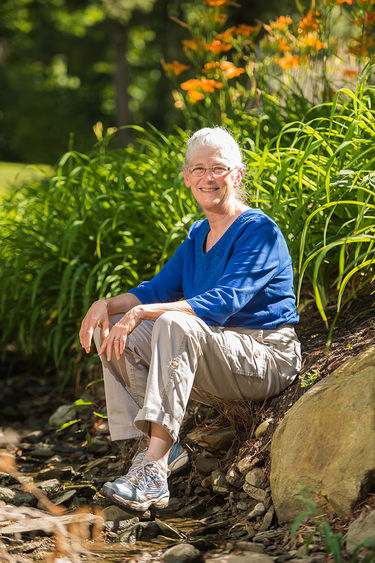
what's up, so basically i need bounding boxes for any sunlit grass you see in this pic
[0,162,54,197]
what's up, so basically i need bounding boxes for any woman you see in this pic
[79,127,301,512]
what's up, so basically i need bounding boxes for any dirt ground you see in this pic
[1,293,374,561]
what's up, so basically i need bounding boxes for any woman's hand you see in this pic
[99,306,142,361]
[79,301,110,354]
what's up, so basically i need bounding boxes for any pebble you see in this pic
[161,542,202,562]
[237,455,261,475]
[35,479,60,495]
[247,503,266,520]
[245,469,267,489]
[212,470,229,493]
[243,483,269,502]
[254,419,273,438]
[103,504,136,522]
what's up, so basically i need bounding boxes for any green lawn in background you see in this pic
[0,162,54,197]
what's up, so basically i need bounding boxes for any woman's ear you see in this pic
[183,167,191,188]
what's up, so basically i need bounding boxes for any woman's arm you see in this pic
[99,299,196,361]
[79,292,142,354]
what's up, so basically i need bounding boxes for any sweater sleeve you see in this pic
[128,240,185,304]
[186,220,285,325]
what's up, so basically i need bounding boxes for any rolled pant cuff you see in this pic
[109,428,144,441]
[134,407,180,442]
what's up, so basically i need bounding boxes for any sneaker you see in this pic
[102,460,169,511]
[168,442,189,475]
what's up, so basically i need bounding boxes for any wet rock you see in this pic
[161,542,202,562]
[248,503,266,520]
[0,486,36,506]
[155,517,185,539]
[103,504,136,523]
[212,470,230,494]
[271,345,375,521]
[48,405,76,428]
[187,427,235,452]
[255,419,273,439]
[243,483,269,503]
[196,454,218,474]
[205,553,273,562]
[345,509,375,553]
[245,469,267,489]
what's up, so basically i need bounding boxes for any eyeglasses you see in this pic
[188,165,233,178]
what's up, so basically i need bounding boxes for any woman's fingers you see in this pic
[99,331,127,361]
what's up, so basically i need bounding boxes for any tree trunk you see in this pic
[113,21,132,146]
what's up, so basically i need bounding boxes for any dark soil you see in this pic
[1,295,374,562]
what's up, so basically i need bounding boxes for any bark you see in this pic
[113,21,132,147]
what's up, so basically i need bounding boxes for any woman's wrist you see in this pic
[97,299,110,310]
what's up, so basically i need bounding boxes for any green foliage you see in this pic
[298,369,319,388]
[0,126,196,377]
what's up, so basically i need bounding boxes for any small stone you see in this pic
[195,454,218,474]
[29,444,55,458]
[205,554,273,562]
[49,405,76,429]
[237,501,249,511]
[187,427,236,452]
[248,503,266,520]
[226,465,243,488]
[345,509,375,553]
[155,517,184,539]
[259,506,274,531]
[36,479,60,495]
[245,469,267,489]
[255,419,273,439]
[235,541,264,553]
[211,470,229,494]
[103,505,136,522]
[201,475,212,489]
[161,542,202,562]
[237,455,261,475]
[0,486,35,506]
[37,466,76,481]
[243,483,269,503]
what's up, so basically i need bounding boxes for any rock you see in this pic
[155,517,184,539]
[259,506,274,531]
[212,470,230,493]
[187,427,236,451]
[205,554,273,562]
[255,419,273,439]
[245,469,267,489]
[237,456,261,475]
[235,541,264,553]
[0,486,36,506]
[270,345,375,521]
[35,479,60,495]
[48,405,76,429]
[103,505,135,522]
[237,501,249,511]
[37,466,76,481]
[226,465,243,488]
[195,454,218,474]
[345,509,375,553]
[243,483,269,503]
[248,503,266,520]
[161,543,202,562]
[29,444,55,458]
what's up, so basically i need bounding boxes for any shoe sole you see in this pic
[101,483,169,512]
[169,453,190,475]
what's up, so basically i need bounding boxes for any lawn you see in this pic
[0,162,54,197]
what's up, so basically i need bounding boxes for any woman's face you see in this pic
[183,146,242,213]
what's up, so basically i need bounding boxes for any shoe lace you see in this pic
[123,461,166,489]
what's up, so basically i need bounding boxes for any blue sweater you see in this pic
[129,209,299,329]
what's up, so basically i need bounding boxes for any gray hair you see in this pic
[185,127,248,203]
[184,127,243,168]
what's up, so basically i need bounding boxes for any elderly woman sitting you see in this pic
[79,127,301,512]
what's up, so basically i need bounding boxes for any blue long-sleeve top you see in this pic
[128,209,299,329]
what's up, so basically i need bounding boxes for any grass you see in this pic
[0,162,54,197]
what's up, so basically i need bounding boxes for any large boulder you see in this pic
[270,345,375,522]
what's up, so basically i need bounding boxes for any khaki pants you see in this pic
[94,312,301,442]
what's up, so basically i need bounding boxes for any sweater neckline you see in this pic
[201,208,254,255]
